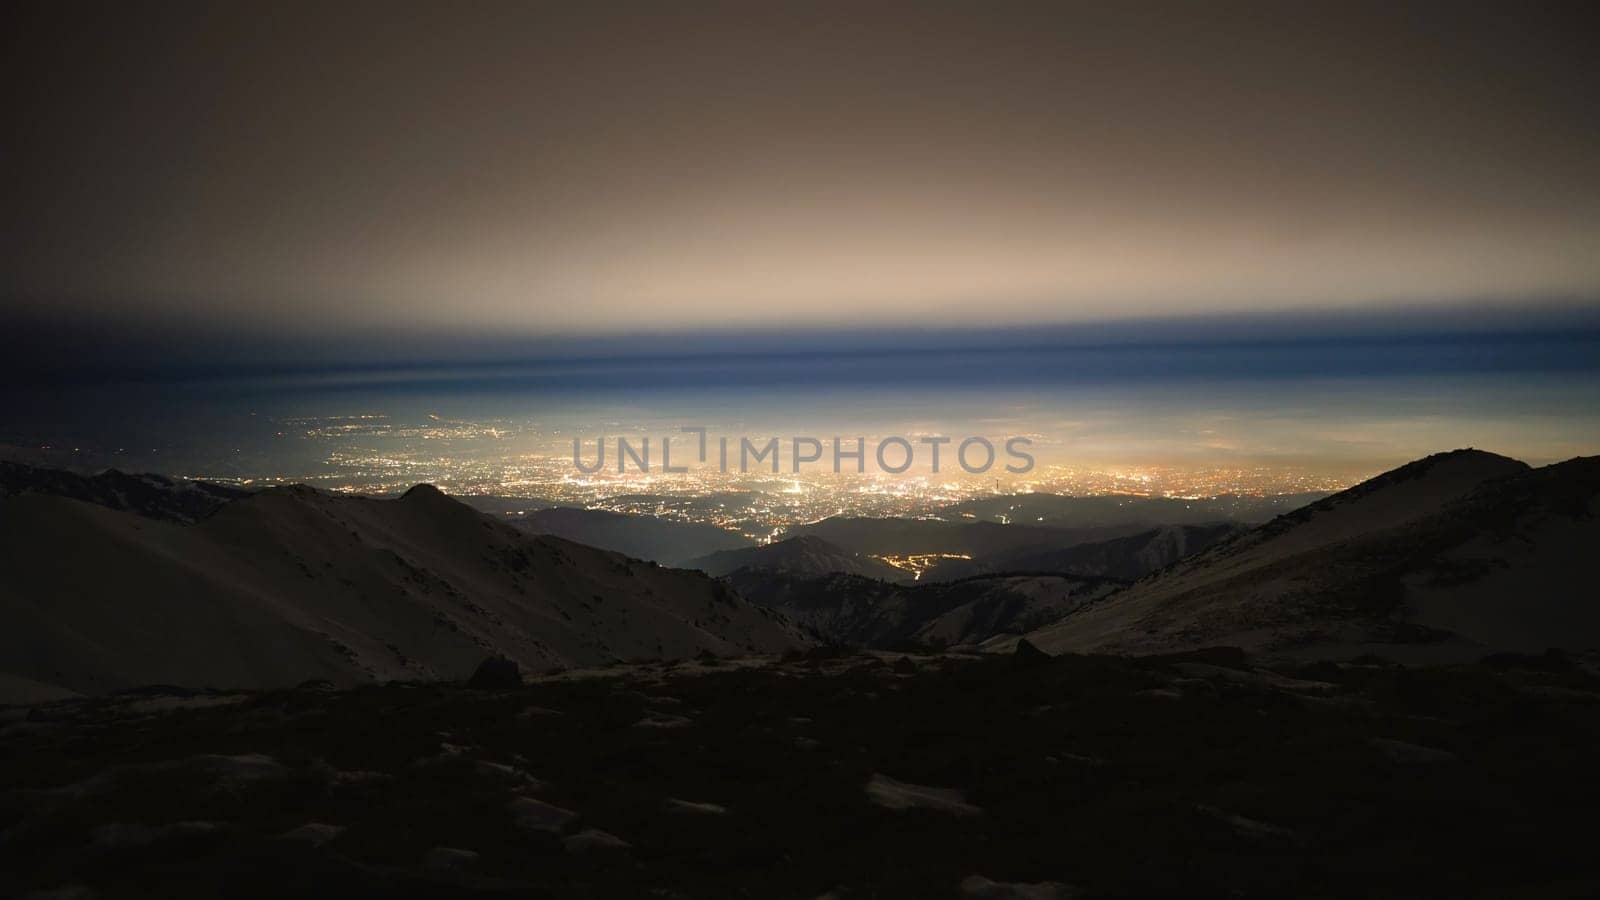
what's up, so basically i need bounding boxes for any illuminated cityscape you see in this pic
[178,413,1368,542]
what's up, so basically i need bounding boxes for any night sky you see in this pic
[4,2,1597,348]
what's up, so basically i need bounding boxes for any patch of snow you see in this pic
[865,774,982,815]
[563,828,630,852]
[664,798,729,816]
[507,796,577,833]
[960,874,1077,899]
[1369,737,1459,763]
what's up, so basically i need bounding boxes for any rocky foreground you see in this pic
[3,648,1599,899]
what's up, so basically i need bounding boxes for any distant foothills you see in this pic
[1,448,1596,702]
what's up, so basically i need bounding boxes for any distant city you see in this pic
[165,413,1363,543]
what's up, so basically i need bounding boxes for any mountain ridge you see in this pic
[0,460,249,523]
[685,534,910,581]
[1017,450,1594,658]
[504,505,752,566]
[0,479,806,699]
[728,568,1123,648]
[924,522,1248,582]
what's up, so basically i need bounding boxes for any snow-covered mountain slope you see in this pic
[0,482,806,697]
[1020,450,1599,658]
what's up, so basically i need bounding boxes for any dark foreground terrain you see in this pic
[4,649,1599,899]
